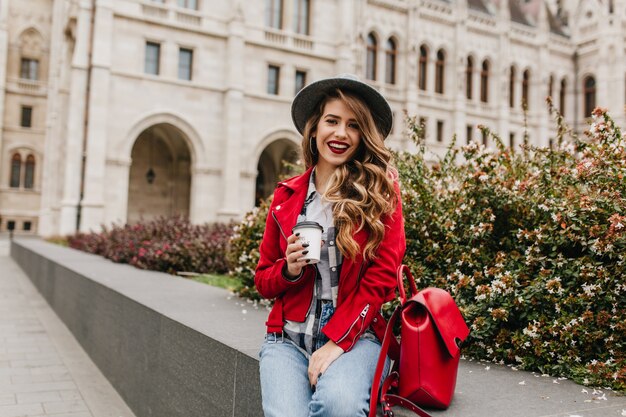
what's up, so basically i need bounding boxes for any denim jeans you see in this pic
[259,334,390,417]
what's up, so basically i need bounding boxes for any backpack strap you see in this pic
[368,306,400,417]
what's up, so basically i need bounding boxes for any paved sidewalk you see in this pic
[0,238,135,417]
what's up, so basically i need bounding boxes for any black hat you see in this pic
[291,74,393,139]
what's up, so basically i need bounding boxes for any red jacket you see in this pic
[254,166,406,352]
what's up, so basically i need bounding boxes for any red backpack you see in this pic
[369,265,470,417]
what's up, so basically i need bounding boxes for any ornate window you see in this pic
[10,154,21,188]
[559,78,567,116]
[19,28,44,81]
[265,0,283,29]
[21,106,33,128]
[177,0,197,9]
[293,0,310,35]
[178,48,193,81]
[583,76,596,118]
[466,56,473,100]
[24,155,35,189]
[295,69,306,94]
[435,49,445,94]
[20,58,39,80]
[366,33,377,81]
[522,69,530,109]
[267,65,280,95]
[385,38,397,85]
[480,60,489,103]
[509,66,516,108]
[145,42,160,75]
[418,45,428,91]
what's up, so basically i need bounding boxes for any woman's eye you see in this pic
[348,123,359,130]
[326,119,337,125]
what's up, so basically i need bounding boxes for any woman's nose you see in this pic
[335,123,347,137]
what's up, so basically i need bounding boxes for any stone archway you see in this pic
[255,139,299,205]
[127,124,191,223]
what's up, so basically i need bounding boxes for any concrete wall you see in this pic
[10,238,265,417]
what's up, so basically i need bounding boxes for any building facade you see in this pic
[1,0,624,236]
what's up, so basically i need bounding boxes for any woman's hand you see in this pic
[284,233,310,279]
[308,340,344,387]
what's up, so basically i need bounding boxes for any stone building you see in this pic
[0,0,624,236]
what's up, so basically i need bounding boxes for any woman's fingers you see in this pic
[308,341,344,386]
[285,233,309,277]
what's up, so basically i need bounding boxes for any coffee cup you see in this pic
[292,221,324,264]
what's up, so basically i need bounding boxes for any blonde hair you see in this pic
[301,89,397,261]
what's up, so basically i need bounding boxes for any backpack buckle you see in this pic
[382,401,394,417]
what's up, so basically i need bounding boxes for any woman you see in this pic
[255,74,406,417]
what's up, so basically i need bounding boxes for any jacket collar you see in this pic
[278,166,315,192]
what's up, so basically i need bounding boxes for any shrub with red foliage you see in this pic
[67,215,234,275]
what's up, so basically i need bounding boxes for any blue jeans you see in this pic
[259,334,390,417]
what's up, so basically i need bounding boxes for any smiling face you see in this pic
[314,98,362,173]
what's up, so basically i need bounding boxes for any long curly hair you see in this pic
[301,89,397,261]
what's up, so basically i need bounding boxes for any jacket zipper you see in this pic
[271,210,288,242]
[336,304,370,351]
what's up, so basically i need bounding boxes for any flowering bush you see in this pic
[67,215,234,275]
[396,105,625,391]
[226,198,272,301]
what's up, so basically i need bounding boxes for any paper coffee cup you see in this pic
[292,221,324,264]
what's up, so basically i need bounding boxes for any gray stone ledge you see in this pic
[10,238,626,417]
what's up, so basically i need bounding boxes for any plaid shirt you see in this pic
[283,171,342,355]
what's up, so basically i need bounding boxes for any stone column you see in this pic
[99,157,130,226]
[336,0,355,74]
[536,8,550,149]
[496,2,511,149]
[190,166,222,224]
[59,0,93,235]
[216,5,245,222]
[80,0,114,232]
[0,0,9,190]
[39,0,68,236]
[452,3,468,145]
[404,4,418,152]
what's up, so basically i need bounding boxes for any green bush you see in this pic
[227,106,625,391]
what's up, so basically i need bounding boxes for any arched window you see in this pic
[418,45,428,91]
[509,66,516,108]
[480,60,490,103]
[583,76,596,118]
[522,69,531,109]
[466,56,473,100]
[385,38,397,85]
[24,155,35,189]
[19,28,44,82]
[435,49,445,94]
[559,78,567,116]
[10,154,21,188]
[366,33,377,81]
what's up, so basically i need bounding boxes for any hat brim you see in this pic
[291,77,393,139]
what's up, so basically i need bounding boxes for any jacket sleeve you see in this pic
[254,190,316,300]
[323,180,406,351]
